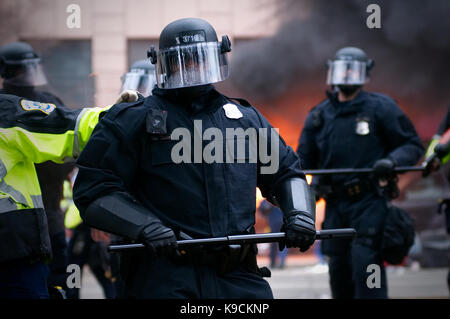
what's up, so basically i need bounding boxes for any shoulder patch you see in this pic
[20,99,56,115]
[311,109,323,129]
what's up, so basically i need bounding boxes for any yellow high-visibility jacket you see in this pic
[0,94,108,263]
[62,179,82,230]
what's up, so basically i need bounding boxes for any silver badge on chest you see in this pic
[355,119,370,135]
[223,103,243,119]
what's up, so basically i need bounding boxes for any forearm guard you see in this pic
[84,192,162,240]
[273,177,316,223]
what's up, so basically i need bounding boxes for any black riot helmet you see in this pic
[0,42,47,87]
[120,59,156,97]
[327,47,374,86]
[148,18,232,89]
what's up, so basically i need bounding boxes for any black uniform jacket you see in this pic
[74,87,304,238]
[297,90,424,186]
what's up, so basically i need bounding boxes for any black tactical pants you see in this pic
[120,251,273,299]
[321,193,388,299]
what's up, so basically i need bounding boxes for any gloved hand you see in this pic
[175,230,202,256]
[115,90,139,104]
[434,143,450,159]
[373,158,395,179]
[138,221,178,257]
[280,213,316,252]
[422,142,450,177]
[422,156,440,177]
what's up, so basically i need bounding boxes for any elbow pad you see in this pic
[84,192,161,240]
[273,177,316,222]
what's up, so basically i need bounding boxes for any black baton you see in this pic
[304,166,424,176]
[107,228,356,252]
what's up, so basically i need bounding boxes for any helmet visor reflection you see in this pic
[327,60,367,85]
[120,70,156,97]
[156,42,229,89]
[4,59,47,87]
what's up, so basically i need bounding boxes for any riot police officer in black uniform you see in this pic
[0,42,73,295]
[74,18,316,298]
[297,47,424,298]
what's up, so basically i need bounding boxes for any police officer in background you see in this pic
[424,107,450,174]
[297,47,424,298]
[73,18,316,298]
[423,106,450,293]
[107,59,158,298]
[0,41,74,293]
[120,59,157,98]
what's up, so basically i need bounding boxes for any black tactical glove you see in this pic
[373,158,395,179]
[281,213,316,252]
[435,142,450,158]
[423,142,450,177]
[84,193,179,257]
[138,221,178,257]
[422,156,440,177]
[173,230,202,256]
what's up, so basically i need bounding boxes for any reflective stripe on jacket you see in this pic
[0,94,108,263]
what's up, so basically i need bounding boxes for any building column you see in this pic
[92,0,126,107]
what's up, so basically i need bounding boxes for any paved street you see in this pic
[80,256,449,299]
[266,264,449,299]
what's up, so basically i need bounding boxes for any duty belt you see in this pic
[171,243,271,277]
[328,178,376,202]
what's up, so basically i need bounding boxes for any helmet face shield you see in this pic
[120,69,156,97]
[327,60,367,86]
[3,58,47,87]
[155,42,229,89]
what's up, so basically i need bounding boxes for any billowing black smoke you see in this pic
[229,0,450,109]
